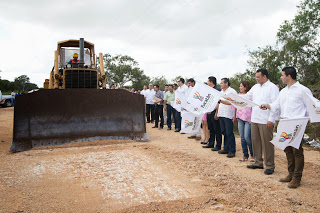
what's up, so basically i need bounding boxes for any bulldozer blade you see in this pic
[10,89,148,152]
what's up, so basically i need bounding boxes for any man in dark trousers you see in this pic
[203,76,222,150]
[152,85,164,129]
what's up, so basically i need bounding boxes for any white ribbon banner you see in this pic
[173,91,188,112]
[224,93,259,109]
[180,112,203,134]
[303,91,320,123]
[271,117,309,150]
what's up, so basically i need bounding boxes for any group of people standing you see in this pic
[140,66,312,189]
[140,79,184,131]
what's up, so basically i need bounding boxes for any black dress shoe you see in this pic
[247,165,264,169]
[174,129,180,132]
[202,145,214,148]
[227,153,235,158]
[167,127,172,130]
[211,147,220,151]
[264,169,274,175]
[201,141,208,144]
[218,150,228,154]
[152,126,158,128]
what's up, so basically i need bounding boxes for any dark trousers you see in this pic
[154,105,164,127]
[166,104,175,129]
[174,110,181,130]
[146,104,155,122]
[219,117,236,154]
[207,110,222,148]
[285,142,304,181]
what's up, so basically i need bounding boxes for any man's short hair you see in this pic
[178,78,185,84]
[173,83,178,87]
[256,68,269,79]
[221,78,230,86]
[187,78,195,84]
[168,84,173,87]
[208,76,217,85]
[154,85,159,89]
[282,66,297,80]
[165,84,169,87]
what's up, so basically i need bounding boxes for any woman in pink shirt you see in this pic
[234,81,254,162]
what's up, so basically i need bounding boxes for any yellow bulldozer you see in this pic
[10,38,148,152]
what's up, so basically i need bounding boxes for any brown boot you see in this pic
[288,179,300,188]
[279,175,292,183]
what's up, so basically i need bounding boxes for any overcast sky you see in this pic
[0,0,300,88]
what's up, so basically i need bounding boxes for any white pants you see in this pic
[192,128,201,137]
[163,107,167,125]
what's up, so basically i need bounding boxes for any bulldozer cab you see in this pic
[58,39,95,69]
[48,39,102,90]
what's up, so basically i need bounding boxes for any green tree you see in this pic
[131,67,150,90]
[171,76,183,84]
[229,70,256,93]
[24,82,38,91]
[14,75,30,92]
[151,75,169,90]
[0,79,15,92]
[276,0,320,96]
[247,46,283,84]
[101,53,149,89]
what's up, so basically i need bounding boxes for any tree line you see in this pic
[99,53,193,90]
[0,74,38,94]
[228,0,320,139]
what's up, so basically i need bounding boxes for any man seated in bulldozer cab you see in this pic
[67,53,80,64]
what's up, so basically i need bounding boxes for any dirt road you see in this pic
[1,107,320,212]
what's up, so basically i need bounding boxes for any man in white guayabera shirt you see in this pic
[144,83,156,123]
[261,67,312,188]
[215,78,237,158]
[245,68,279,175]
[174,78,188,132]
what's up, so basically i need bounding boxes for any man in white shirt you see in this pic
[261,67,312,188]
[246,69,279,175]
[174,78,188,132]
[144,83,156,123]
[11,90,15,107]
[203,76,222,150]
[215,78,237,158]
[163,85,169,125]
[140,85,147,96]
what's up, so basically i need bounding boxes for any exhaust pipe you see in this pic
[79,38,84,68]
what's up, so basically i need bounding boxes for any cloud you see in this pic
[0,0,300,87]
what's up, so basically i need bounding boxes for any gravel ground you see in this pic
[1,107,320,212]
